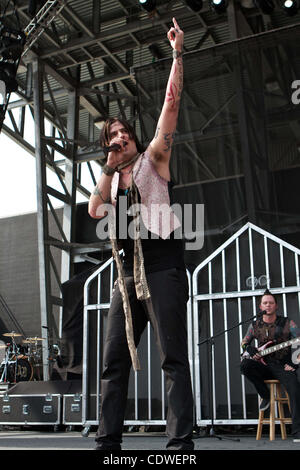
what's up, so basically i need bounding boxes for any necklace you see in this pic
[116,153,140,173]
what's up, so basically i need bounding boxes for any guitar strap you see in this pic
[271,316,290,362]
[274,316,289,343]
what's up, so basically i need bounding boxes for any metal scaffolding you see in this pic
[0,0,299,379]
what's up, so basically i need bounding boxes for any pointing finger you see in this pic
[173,17,179,29]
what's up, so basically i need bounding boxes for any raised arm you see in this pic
[148,17,184,180]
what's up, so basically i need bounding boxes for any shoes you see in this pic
[293,433,300,442]
[167,446,194,450]
[166,439,194,451]
[259,398,270,411]
[95,443,122,451]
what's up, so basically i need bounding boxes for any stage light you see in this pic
[185,0,203,12]
[0,25,25,94]
[0,63,18,93]
[0,23,25,130]
[282,0,298,15]
[139,0,156,13]
[0,25,26,61]
[210,0,228,13]
[254,0,275,14]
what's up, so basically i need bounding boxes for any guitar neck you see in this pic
[260,337,300,356]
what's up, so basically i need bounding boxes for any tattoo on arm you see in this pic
[166,83,178,109]
[165,58,183,109]
[92,186,110,203]
[163,132,176,152]
[153,58,182,153]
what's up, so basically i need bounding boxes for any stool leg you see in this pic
[270,383,275,441]
[286,389,291,414]
[276,384,287,440]
[256,410,264,440]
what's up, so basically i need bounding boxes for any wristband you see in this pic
[173,49,183,59]
[102,164,116,176]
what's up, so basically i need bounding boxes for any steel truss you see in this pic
[23,0,69,57]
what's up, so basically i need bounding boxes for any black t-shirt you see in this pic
[116,183,185,275]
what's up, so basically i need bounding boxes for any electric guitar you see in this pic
[242,336,300,365]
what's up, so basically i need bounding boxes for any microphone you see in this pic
[257,310,267,317]
[104,141,128,153]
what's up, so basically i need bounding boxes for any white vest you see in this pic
[110,150,181,239]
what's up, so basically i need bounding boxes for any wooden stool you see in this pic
[256,379,292,441]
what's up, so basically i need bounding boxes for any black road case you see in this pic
[63,393,82,425]
[0,393,61,425]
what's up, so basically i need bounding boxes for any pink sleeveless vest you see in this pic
[110,150,181,239]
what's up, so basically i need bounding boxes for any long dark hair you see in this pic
[100,117,145,157]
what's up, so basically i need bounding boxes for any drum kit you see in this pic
[0,331,44,383]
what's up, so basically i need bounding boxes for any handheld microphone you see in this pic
[104,141,128,153]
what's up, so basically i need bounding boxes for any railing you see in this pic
[82,222,300,428]
[192,222,300,426]
[82,253,194,427]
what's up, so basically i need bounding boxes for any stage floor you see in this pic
[0,429,298,451]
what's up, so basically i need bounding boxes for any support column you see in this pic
[60,89,79,286]
[32,58,51,381]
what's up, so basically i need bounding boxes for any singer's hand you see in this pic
[167,18,184,52]
[107,138,126,168]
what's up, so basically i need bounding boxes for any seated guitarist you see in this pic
[240,289,300,442]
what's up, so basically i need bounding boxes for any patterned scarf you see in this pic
[109,166,151,372]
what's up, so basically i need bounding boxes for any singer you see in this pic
[88,18,194,451]
[240,289,300,442]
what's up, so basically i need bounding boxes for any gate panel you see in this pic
[192,222,300,426]
[82,222,300,428]
[82,256,194,427]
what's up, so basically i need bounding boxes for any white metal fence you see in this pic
[82,222,300,428]
[82,254,194,428]
[192,222,300,426]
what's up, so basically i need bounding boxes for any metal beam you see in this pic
[38,7,221,60]
[32,58,52,381]
[60,87,79,285]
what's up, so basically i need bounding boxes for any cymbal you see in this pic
[26,337,44,342]
[3,332,22,337]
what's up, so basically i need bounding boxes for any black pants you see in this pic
[95,268,194,450]
[241,358,300,435]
